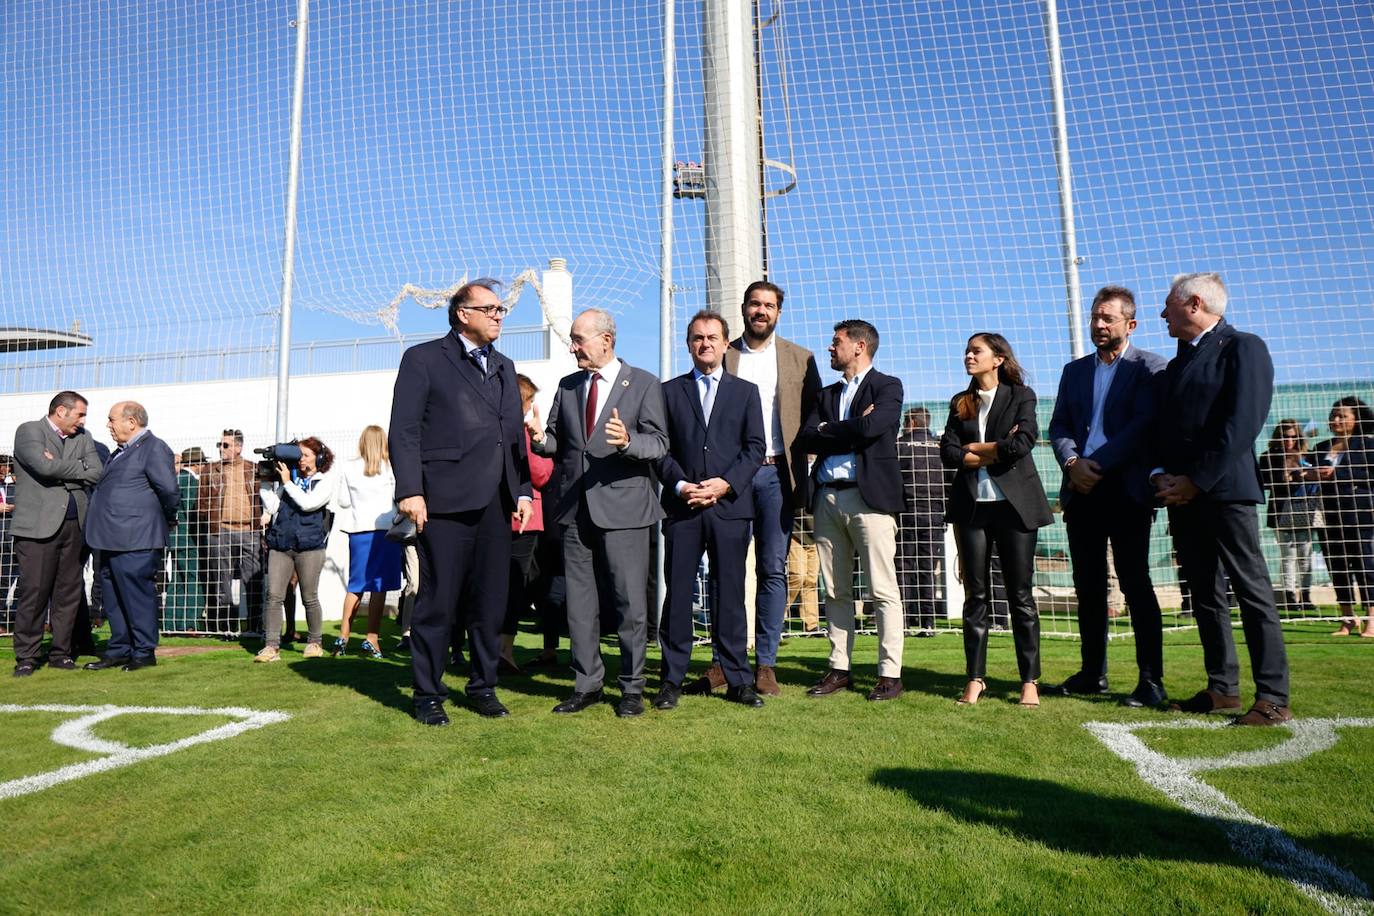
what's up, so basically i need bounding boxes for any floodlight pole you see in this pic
[1043,0,1085,360]
[656,0,678,617]
[275,0,311,441]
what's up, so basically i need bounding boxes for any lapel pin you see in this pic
[621,380,630,387]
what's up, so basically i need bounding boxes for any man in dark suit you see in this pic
[1154,272,1291,725]
[0,455,17,633]
[391,279,534,726]
[529,307,669,718]
[798,320,907,701]
[654,310,767,711]
[83,401,179,671]
[895,406,946,633]
[1048,285,1169,708]
[10,391,104,676]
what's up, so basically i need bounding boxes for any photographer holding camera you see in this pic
[253,437,337,663]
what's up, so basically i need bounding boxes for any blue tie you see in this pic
[471,346,488,376]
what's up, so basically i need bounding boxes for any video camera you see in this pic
[253,442,303,481]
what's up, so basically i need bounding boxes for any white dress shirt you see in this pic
[584,357,623,429]
[733,338,785,457]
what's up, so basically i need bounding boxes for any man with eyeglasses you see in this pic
[1047,285,1168,708]
[198,427,263,633]
[391,278,533,726]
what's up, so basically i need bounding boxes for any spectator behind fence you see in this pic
[1259,419,1320,615]
[164,447,208,631]
[334,425,402,659]
[798,319,907,703]
[1047,285,1169,709]
[11,391,104,677]
[1153,272,1292,726]
[255,437,337,663]
[1311,397,1374,638]
[83,401,179,672]
[0,455,15,633]
[896,405,947,634]
[500,374,554,674]
[198,428,264,632]
[940,333,1053,709]
[785,502,820,632]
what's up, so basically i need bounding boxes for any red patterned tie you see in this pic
[585,372,602,437]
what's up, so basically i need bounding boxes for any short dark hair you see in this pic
[48,391,87,415]
[686,309,730,341]
[0,454,12,468]
[222,428,244,445]
[1091,285,1137,320]
[904,405,931,430]
[447,277,503,329]
[834,319,879,356]
[741,280,784,309]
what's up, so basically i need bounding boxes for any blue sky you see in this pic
[3,0,1372,415]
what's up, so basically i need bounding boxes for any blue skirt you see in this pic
[347,530,402,594]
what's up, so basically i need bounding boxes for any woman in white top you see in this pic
[255,436,338,663]
[333,425,403,658]
[940,333,1053,707]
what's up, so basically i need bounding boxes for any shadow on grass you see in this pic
[287,657,413,713]
[872,767,1243,867]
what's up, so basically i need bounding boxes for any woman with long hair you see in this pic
[1312,396,1374,636]
[334,425,403,658]
[255,436,337,662]
[1259,419,1318,613]
[940,333,1053,706]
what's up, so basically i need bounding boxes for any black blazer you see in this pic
[389,330,532,514]
[1310,436,1374,528]
[657,372,765,521]
[1155,319,1271,504]
[940,384,1053,530]
[797,368,905,515]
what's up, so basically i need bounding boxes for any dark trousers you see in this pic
[661,511,752,688]
[13,519,85,664]
[208,529,262,631]
[897,513,943,628]
[563,508,651,695]
[535,528,565,651]
[954,502,1040,682]
[1168,502,1290,705]
[412,494,511,704]
[99,548,162,661]
[502,532,540,636]
[1065,479,1164,683]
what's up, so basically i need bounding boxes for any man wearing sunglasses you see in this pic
[197,428,263,633]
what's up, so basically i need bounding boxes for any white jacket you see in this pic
[335,457,397,533]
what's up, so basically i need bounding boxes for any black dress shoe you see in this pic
[1050,672,1109,696]
[413,699,450,727]
[806,668,851,697]
[13,661,36,678]
[121,656,157,671]
[472,695,510,718]
[47,657,77,671]
[552,689,603,714]
[1121,680,1168,709]
[725,684,764,708]
[84,656,130,671]
[653,682,682,711]
[616,693,645,718]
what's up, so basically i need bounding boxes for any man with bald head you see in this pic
[83,401,179,671]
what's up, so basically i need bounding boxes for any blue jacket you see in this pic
[656,371,765,521]
[84,429,179,552]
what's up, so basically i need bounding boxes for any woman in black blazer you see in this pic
[1311,396,1374,637]
[940,333,1053,707]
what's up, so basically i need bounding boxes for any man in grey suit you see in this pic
[83,401,180,671]
[529,307,669,717]
[1048,286,1169,708]
[10,391,104,676]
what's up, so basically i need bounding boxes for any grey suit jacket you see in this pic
[533,359,669,530]
[10,417,104,539]
[723,334,822,510]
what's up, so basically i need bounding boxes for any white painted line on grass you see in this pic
[0,704,291,801]
[1086,717,1374,915]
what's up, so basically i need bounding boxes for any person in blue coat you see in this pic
[83,401,179,671]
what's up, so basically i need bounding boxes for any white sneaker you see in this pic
[302,642,324,659]
[254,646,281,663]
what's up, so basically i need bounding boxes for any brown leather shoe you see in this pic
[683,662,727,696]
[1168,689,1242,714]
[1233,699,1293,726]
[866,676,903,702]
[754,665,781,696]
[806,668,851,697]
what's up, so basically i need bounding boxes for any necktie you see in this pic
[110,444,126,461]
[585,372,602,437]
[700,374,716,424]
[470,345,488,376]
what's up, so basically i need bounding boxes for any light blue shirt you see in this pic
[817,368,871,483]
[1083,343,1128,458]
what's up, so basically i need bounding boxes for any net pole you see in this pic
[1043,0,1085,359]
[275,0,311,441]
[656,0,677,619]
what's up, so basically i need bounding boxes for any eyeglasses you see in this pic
[464,304,510,318]
[218,442,235,448]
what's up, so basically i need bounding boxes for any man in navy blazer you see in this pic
[1153,272,1291,725]
[83,401,179,671]
[1048,286,1168,708]
[390,279,534,725]
[653,311,767,711]
[797,320,908,702]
